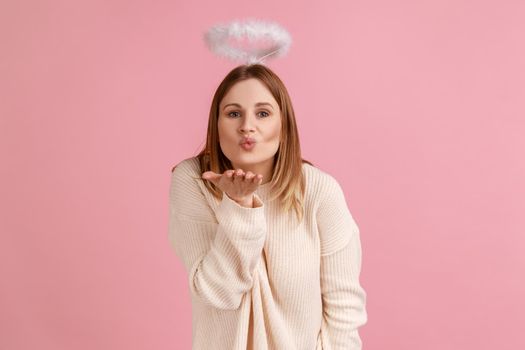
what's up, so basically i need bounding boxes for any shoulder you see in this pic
[169,156,203,194]
[171,156,201,177]
[169,156,216,222]
[302,161,344,198]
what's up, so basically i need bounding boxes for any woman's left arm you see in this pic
[316,175,368,350]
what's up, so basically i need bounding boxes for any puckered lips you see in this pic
[240,137,256,150]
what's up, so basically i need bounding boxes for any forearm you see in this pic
[187,192,266,310]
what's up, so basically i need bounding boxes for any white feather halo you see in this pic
[203,18,292,65]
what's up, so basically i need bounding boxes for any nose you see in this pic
[239,114,256,134]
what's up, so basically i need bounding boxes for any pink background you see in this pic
[1,0,524,349]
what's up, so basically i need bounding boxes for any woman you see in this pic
[169,63,367,349]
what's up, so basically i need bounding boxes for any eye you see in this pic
[226,111,270,118]
[227,111,240,118]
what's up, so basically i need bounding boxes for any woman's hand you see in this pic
[202,169,263,208]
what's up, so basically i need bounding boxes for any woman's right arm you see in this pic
[168,161,267,310]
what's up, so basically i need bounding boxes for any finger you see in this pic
[233,169,245,185]
[245,171,255,182]
[202,171,219,183]
[222,169,235,185]
[201,171,215,179]
[250,174,258,184]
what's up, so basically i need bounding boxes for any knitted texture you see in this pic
[168,156,367,349]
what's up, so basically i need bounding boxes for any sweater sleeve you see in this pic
[316,175,368,349]
[168,162,267,310]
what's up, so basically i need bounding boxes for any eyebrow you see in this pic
[222,102,274,110]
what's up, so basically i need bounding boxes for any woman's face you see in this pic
[218,78,281,175]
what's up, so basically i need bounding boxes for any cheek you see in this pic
[218,128,239,152]
[268,121,281,140]
[217,119,231,141]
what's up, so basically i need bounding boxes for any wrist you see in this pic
[233,194,254,208]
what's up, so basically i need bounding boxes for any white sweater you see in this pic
[168,156,367,349]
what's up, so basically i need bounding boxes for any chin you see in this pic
[233,154,261,164]
[230,153,269,166]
